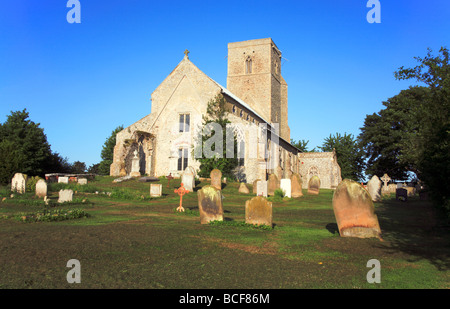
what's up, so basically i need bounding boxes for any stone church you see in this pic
[110,38,341,188]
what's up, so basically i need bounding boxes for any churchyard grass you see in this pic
[0,176,448,289]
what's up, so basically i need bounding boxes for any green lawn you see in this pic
[0,176,448,289]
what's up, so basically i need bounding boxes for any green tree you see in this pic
[0,109,53,183]
[319,132,365,181]
[358,86,430,181]
[290,139,315,152]
[72,161,87,174]
[194,94,239,179]
[395,47,450,216]
[98,125,124,175]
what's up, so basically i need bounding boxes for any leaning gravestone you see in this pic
[332,179,382,239]
[245,196,273,227]
[210,169,222,190]
[197,185,223,224]
[256,180,268,197]
[35,179,48,198]
[58,189,73,203]
[150,183,162,197]
[58,176,69,184]
[181,168,195,192]
[396,188,408,201]
[280,179,292,198]
[267,174,280,196]
[238,182,250,194]
[11,173,27,194]
[290,173,303,198]
[307,176,320,195]
[367,175,382,202]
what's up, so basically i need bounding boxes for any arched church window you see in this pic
[240,110,243,118]
[232,105,236,113]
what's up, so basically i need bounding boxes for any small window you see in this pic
[179,113,190,132]
[240,110,243,118]
[245,56,252,74]
[246,114,250,121]
[232,105,236,113]
[177,148,189,171]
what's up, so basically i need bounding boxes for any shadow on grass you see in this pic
[374,197,450,271]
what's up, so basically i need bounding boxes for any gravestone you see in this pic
[252,179,261,194]
[35,179,47,198]
[150,183,162,197]
[245,196,273,227]
[58,176,69,184]
[367,175,382,202]
[380,173,391,195]
[130,150,141,177]
[267,174,279,196]
[280,179,291,198]
[78,178,88,185]
[181,168,195,192]
[396,188,408,201]
[388,184,397,194]
[210,169,222,190]
[238,182,250,194]
[11,173,27,194]
[256,180,268,197]
[308,176,320,195]
[290,173,303,198]
[197,185,223,224]
[332,179,382,239]
[58,189,73,203]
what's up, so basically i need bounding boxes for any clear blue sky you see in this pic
[1,0,449,168]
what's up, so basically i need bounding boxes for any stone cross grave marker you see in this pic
[174,183,189,212]
[381,173,391,195]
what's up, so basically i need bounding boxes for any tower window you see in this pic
[245,56,252,74]
[179,113,190,132]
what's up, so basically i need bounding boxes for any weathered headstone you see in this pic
[252,179,261,194]
[58,176,69,184]
[290,173,303,198]
[280,179,291,198]
[35,179,47,198]
[78,178,88,185]
[245,196,273,227]
[210,169,222,190]
[256,180,268,197]
[388,184,397,194]
[367,175,382,202]
[197,185,223,224]
[181,167,195,192]
[130,150,141,177]
[307,176,320,195]
[238,182,250,194]
[267,174,280,196]
[332,179,382,239]
[11,173,27,194]
[58,189,73,203]
[150,183,162,197]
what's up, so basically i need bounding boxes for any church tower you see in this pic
[226,38,290,141]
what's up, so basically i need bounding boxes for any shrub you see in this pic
[15,208,90,223]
